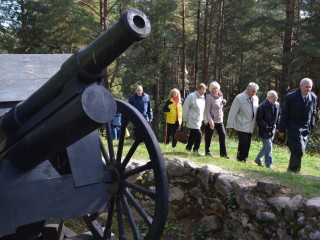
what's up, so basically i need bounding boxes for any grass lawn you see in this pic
[114,134,320,199]
[161,135,320,199]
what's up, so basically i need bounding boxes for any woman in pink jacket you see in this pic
[204,81,228,158]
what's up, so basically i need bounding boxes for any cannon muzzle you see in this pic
[0,8,151,170]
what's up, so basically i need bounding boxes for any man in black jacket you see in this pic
[255,90,280,168]
[278,78,318,173]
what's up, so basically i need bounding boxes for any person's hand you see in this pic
[227,128,233,134]
[278,132,285,138]
[210,123,215,130]
[182,121,187,127]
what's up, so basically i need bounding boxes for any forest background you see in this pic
[1,0,319,148]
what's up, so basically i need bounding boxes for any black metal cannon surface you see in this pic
[0,8,168,240]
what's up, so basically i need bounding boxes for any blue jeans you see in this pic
[111,126,121,140]
[255,138,273,167]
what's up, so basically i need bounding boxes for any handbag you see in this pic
[174,127,189,144]
[273,131,286,146]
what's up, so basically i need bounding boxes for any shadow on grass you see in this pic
[240,168,320,198]
[162,151,192,158]
[303,175,320,181]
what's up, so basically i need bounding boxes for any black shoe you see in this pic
[237,159,246,163]
[221,155,229,159]
[186,147,191,151]
[206,152,213,156]
[255,161,263,167]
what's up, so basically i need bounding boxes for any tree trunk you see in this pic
[153,77,161,139]
[214,0,224,84]
[181,0,187,98]
[206,0,215,86]
[100,0,110,89]
[201,0,210,85]
[280,0,295,99]
[194,0,201,90]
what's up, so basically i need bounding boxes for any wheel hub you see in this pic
[106,164,122,195]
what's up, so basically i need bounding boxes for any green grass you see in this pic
[108,135,320,199]
[160,136,320,198]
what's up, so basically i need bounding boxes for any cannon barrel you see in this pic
[0,8,151,170]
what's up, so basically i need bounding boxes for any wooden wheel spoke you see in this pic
[87,212,99,222]
[123,161,153,179]
[120,140,141,170]
[120,195,143,240]
[116,196,126,239]
[124,188,153,226]
[83,219,104,237]
[103,196,115,239]
[123,180,156,200]
[116,137,125,163]
[105,123,116,162]
[116,119,129,163]
[99,137,110,164]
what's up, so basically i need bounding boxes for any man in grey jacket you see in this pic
[226,82,259,162]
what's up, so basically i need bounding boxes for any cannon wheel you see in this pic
[83,99,168,240]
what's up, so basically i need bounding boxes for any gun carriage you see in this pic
[0,8,168,240]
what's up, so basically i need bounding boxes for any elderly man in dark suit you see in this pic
[278,78,318,173]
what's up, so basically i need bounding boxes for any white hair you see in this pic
[247,82,259,91]
[300,78,313,86]
[267,90,278,98]
[208,81,221,92]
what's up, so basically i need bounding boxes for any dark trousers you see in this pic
[287,134,307,173]
[165,121,179,147]
[205,123,227,156]
[186,128,202,151]
[287,153,303,173]
[236,131,252,161]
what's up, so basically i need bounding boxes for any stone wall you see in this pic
[163,157,320,239]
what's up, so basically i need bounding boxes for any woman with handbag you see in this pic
[182,83,207,155]
[163,88,183,147]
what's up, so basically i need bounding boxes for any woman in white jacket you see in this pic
[226,82,259,162]
[182,83,207,154]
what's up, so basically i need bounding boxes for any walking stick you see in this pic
[164,119,167,144]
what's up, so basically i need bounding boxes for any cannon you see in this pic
[0,8,168,240]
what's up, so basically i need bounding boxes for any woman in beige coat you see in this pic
[182,83,207,155]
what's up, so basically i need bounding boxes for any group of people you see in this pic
[128,78,318,173]
[227,78,318,173]
[162,82,229,159]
